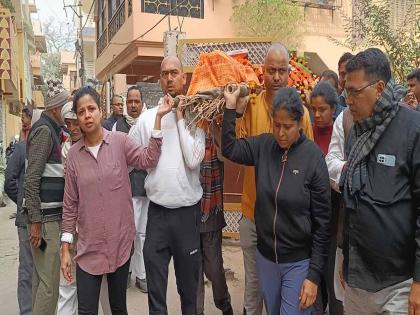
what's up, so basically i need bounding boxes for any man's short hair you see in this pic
[127,85,143,99]
[338,52,354,67]
[112,94,123,102]
[407,68,420,81]
[320,70,339,90]
[345,48,392,84]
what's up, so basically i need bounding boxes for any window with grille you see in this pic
[97,0,107,36]
[109,0,123,18]
[141,0,204,19]
[391,0,415,30]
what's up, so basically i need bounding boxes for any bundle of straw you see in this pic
[173,83,250,130]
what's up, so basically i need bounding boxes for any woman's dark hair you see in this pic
[310,81,338,109]
[22,107,32,118]
[72,86,101,113]
[272,87,304,121]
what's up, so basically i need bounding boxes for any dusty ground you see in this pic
[0,202,247,315]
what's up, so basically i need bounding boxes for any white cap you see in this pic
[61,101,77,120]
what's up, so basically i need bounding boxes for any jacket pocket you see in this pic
[367,154,402,204]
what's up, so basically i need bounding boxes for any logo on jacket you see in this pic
[189,249,198,255]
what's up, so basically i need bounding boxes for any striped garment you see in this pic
[200,135,224,223]
[341,79,406,197]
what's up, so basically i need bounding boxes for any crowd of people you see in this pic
[2,43,420,315]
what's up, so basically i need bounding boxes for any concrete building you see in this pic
[30,16,46,107]
[91,1,418,85]
[0,0,46,150]
[92,0,352,86]
[60,50,77,92]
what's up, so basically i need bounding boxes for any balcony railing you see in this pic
[128,0,132,17]
[108,2,125,41]
[97,29,108,56]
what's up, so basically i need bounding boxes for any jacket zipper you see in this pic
[273,150,288,264]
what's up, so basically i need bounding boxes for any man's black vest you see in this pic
[25,112,65,215]
[115,117,147,197]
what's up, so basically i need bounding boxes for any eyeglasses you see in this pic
[344,80,379,98]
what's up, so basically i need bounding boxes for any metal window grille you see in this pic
[177,38,273,73]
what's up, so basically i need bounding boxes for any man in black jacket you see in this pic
[340,48,420,314]
[102,94,124,130]
[5,141,32,315]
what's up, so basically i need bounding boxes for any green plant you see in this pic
[0,0,15,13]
[41,52,61,81]
[231,0,304,50]
[329,0,419,83]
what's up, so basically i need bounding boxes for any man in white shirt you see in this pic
[324,52,354,315]
[112,86,149,293]
[129,56,205,314]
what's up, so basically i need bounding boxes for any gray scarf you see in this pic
[340,80,406,197]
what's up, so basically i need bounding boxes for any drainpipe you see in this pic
[105,81,110,116]
[0,89,5,160]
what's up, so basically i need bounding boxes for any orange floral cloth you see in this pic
[187,51,260,96]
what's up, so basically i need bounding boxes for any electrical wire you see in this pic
[109,0,188,46]
[81,0,96,31]
[175,0,181,30]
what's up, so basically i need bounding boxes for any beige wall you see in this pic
[299,0,352,71]
[61,51,77,91]
[61,51,76,65]
[6,112,21,143]
[30,53,41,76]
[33,90,44,107]
[62,64,77,91]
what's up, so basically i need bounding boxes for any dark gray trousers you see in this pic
[197,229,232,315]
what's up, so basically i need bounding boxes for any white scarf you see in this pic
[124,105,146,126]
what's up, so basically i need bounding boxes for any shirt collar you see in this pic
[77,127,111,151]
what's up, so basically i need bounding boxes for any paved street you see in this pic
[0,202,246,314]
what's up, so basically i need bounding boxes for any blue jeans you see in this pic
[256,250,313,315]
